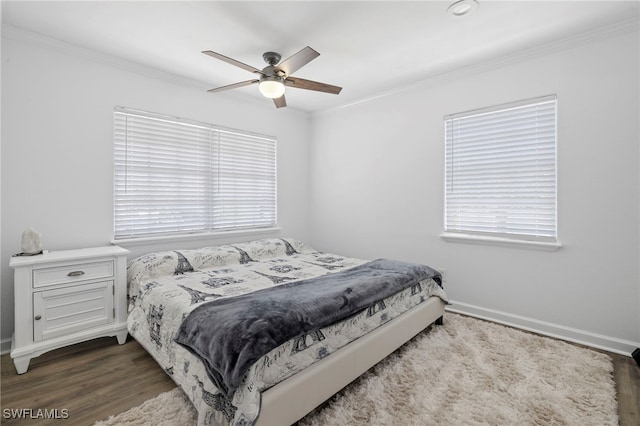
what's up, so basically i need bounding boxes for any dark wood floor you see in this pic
[613,351,640,425]
[1,337,175,425]
[1,335,638,425]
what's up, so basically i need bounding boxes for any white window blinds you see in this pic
[114,107,276,239]
[444,95,557,242]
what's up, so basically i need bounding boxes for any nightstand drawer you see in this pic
[32,261,114,288]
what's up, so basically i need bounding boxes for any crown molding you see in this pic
[2,24,209,91]
[314,17,640,116]
[3,16,637,118]
[1,24,309,115]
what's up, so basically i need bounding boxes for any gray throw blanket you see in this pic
[174,258,441,398]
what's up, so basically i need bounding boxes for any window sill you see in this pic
[439,232,562,251]
[111,227,281,248]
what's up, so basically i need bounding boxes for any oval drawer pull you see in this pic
[67,271,85,277]
[34,315,42,321]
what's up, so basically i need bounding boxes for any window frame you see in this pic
[441,95,561,251]
[113,107,277,242]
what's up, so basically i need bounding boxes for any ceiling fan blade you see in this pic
[284,77,342,95]
[207,79,259,93]
[277,46,320,76]
[202,50,265,75]
[273,95,287,108]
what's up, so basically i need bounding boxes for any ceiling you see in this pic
[2,1,639,112]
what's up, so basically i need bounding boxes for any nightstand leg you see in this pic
[13,355,31,374]
[116,330,128,345]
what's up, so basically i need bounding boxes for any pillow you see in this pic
[127,238,315,295]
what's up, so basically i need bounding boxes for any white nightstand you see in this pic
[9,246,130,374]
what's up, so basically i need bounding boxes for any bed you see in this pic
[126,238,448,425]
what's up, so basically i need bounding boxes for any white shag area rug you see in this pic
[94,313,618,425]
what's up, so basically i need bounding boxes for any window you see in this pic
[113,107,276,240]
[443,95,557,245]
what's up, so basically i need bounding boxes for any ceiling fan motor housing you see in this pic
[261,65,283,78]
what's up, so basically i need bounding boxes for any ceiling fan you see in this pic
[202,46,342,108]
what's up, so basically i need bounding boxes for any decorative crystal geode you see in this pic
[21,227,42,254]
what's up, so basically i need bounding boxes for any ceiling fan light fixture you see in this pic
[447,0,478,16]
[259,77,285,99]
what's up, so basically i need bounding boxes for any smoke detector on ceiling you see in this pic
[447,0,479,16]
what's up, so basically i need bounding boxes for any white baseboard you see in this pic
[2,304,636,358]
[446,301,639,357]
[1,337,12,355]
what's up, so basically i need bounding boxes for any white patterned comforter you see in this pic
[127,238,448,425]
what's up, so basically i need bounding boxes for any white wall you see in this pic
[309,29,640,354]
[2,25,639,357]
[0,31,312,349]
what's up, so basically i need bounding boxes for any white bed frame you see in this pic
[256,296,446,425]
